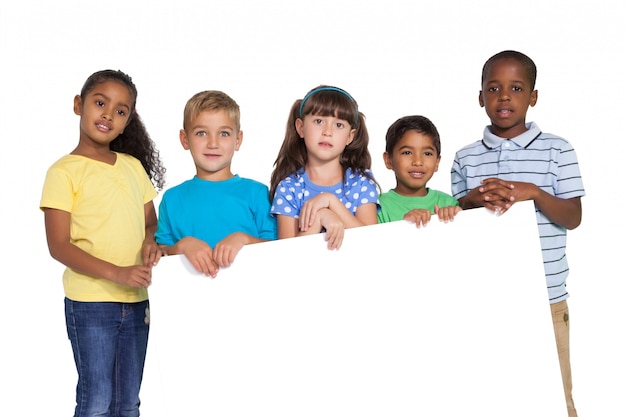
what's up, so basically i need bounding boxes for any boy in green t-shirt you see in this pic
[378,115,460,227]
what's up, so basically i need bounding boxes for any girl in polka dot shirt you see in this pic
[270,86,380,250]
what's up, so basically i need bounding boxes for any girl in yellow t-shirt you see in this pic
[40,69,166,417]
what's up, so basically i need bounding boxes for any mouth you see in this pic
[497,109,513,116]
[408,171,426,178]
[318,141,333,148]
[96,122,112,132]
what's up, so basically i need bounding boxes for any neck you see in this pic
[306,161,343,186]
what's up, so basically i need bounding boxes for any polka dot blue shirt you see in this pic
[271,168,379,218]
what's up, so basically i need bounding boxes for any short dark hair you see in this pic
[481,50,537,90]
[385,115,441,156]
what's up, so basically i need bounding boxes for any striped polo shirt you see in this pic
[451,122,585,303]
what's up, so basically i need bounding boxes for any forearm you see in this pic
[329,200,376,228]
[457,195,480,210]
[48,241,120,282]
[226,231,267,246]
[533,192,582,230]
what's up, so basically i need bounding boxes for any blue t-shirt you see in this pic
[271,168,379,218]
[156,175,277,248]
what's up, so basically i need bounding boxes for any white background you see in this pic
[0,0,624,415]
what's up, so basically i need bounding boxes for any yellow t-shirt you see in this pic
[40,153,157,302]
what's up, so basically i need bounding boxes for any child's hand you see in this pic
[318,208,345,250]
[403,209,432,228]
[299,193,338,232]
[213,232,248,268]
[142,239,164,267]
[435,205,462,222]
[504,181,539,204]
[464,178,515,213]
[176,236,219,278]
[115,265,153,289]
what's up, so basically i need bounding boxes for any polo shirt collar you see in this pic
[482,121,541,149]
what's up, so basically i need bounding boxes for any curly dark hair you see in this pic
[80,70,166,190]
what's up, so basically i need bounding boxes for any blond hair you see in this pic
[183,90,240,131]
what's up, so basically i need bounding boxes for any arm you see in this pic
[44,208,153,288]
[506,181,582,230]
[299,193,376,231]
[460,178,582,229]
[142,201,163,267]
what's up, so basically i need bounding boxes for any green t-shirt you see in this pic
[377,188,458,223]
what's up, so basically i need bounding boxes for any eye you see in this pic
[512,86,523,92]
[116,109,126,116]
[335,122,345,129]
[313,118,323,125]
[96,100,105,107]
[488,86,499,92]
[195,130,207,137]
[219,130,231,137]
[401,150,412,156]
[424,151,434,157]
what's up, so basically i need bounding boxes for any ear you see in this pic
[179,129,190,150]
[530,89,538,107]
[73,95,82,115]
[295,118,304,138]
[234,130,243,151]
[434,155,441,173]
[346,128,356,146]
[478,91,485,108]
[383,151,393,170]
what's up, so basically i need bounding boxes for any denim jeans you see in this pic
[65,298,150,417]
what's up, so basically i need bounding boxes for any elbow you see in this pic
[566,215,582,230]
[47,247,65,265]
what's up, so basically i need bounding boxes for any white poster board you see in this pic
[142,201,566,416]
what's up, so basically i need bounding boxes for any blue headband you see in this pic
[298,86,359,124]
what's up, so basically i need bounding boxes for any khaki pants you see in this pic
[551,300,577,417]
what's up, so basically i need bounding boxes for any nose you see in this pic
[205,134,219,148]
[322,123,333,136]
[101,109,113,121]
[411,154,423,166]
[498,91,511,101]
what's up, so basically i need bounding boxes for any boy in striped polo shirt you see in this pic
[450,50,584,417]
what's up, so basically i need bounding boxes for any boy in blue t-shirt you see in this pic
[378,115,460,227]
[451,50,585,417]
[156,90,277,277]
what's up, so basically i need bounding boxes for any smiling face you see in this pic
[479,57,538,139]
[74,80,133,150]
[383,130,440,197]
[180,109,242,181]
[295,114,355,165]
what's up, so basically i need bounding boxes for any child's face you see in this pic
[383,130,440,197]
[295,114,355,164]
[180,109,242,181]
[74,80,133,148]
[479,58,538,139]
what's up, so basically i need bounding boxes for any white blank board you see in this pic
[143,200,567,416]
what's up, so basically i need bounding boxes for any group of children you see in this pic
[40,50,584,417]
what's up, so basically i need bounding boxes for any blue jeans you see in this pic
[65,298,150,417]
